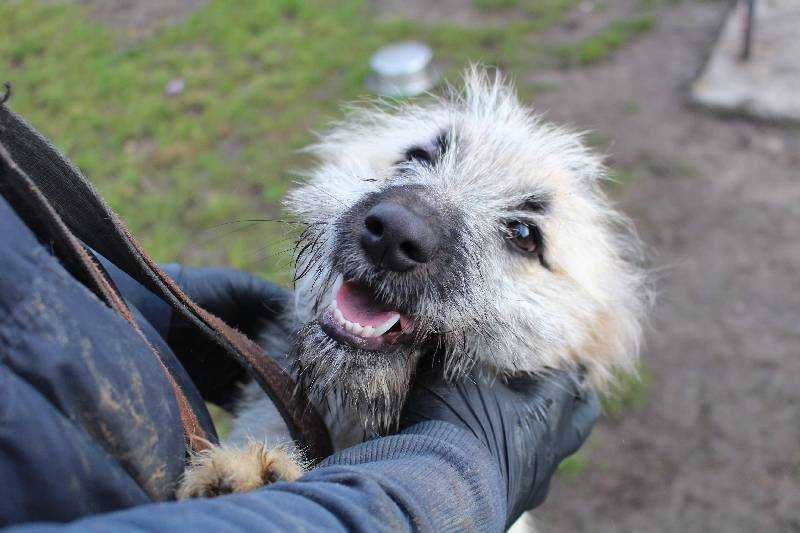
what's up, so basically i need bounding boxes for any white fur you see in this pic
[286,67,649,391]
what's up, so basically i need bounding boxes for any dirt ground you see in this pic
[530,2,800,531]
[74,0,210,40]
[69,0,800,530]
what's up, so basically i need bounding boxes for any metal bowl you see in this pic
[366,41,439,97]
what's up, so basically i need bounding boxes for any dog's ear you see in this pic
[572,239,649,392]
[399,129,450,167]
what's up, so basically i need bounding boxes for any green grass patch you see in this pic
[622,101,641,115]
[602,363,651,420]
[606,167,638,194]
[0,0,580,282]
[553,16,654,67]
[474,0,519,10]
[206,403,233,438]
[558,449,588,479]
[557,363,651,479]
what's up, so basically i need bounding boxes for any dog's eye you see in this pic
[402,146,434,165]
[505,221,541,254]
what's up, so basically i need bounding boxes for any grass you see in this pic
[606,167,638,194]
[0,0,651,281]
[474,0,519,10]
[558,449,588,479]
[0,0,583,282]
[556,363,651,479]
[553,16,655,67]
[206,403,233,438]
[795,455,800,481]
[603,363,652,420]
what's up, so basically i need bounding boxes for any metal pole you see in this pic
[740,0,756,61]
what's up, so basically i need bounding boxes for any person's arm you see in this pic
[10,369,597,532]
[6,424,501,532]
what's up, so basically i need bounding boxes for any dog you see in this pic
[177,68,649,501]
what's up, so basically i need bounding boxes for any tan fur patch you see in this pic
[176,442,304,499]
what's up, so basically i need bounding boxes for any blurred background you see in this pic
[2,0,798,531]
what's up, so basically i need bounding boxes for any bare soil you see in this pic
[373,0,529,28]
[75,0,210,41]
[530,2,800,531]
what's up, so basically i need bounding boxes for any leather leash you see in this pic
[0,104,332,463]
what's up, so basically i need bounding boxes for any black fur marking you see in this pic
[403,146,434,165]
[400,128,451,167]
[522,195,550,213]
[0,82,11,105]
[538,252,551,270]
[434,129,449,157]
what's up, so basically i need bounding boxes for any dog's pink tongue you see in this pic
[336,281,397,327]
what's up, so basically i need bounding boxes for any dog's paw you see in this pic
[176,442,304,499]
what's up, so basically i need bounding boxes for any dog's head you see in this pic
[286,69,649,428]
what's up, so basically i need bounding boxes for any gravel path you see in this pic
[531,2,800,531]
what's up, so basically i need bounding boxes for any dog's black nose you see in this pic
[360,194,442,272]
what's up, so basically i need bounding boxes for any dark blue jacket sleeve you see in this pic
[10,422,506,532]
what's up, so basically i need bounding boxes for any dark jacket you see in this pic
[0,194,505,532]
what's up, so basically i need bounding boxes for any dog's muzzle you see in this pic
[359,186,444,272]
[318,185,458,351]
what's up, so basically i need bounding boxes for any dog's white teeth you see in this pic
[327,277,401,339]
[330,307,398,338]
[373,313,401,336]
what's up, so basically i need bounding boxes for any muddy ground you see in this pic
[72,0,800,530]
[531,2,800,531]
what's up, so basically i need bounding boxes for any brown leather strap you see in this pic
[0,104,332,462]
[121,226,332,459]
[0,144,209,452]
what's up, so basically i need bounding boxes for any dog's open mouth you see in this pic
[319,275,414,352]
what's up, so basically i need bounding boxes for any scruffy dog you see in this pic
[177,68,648,499]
